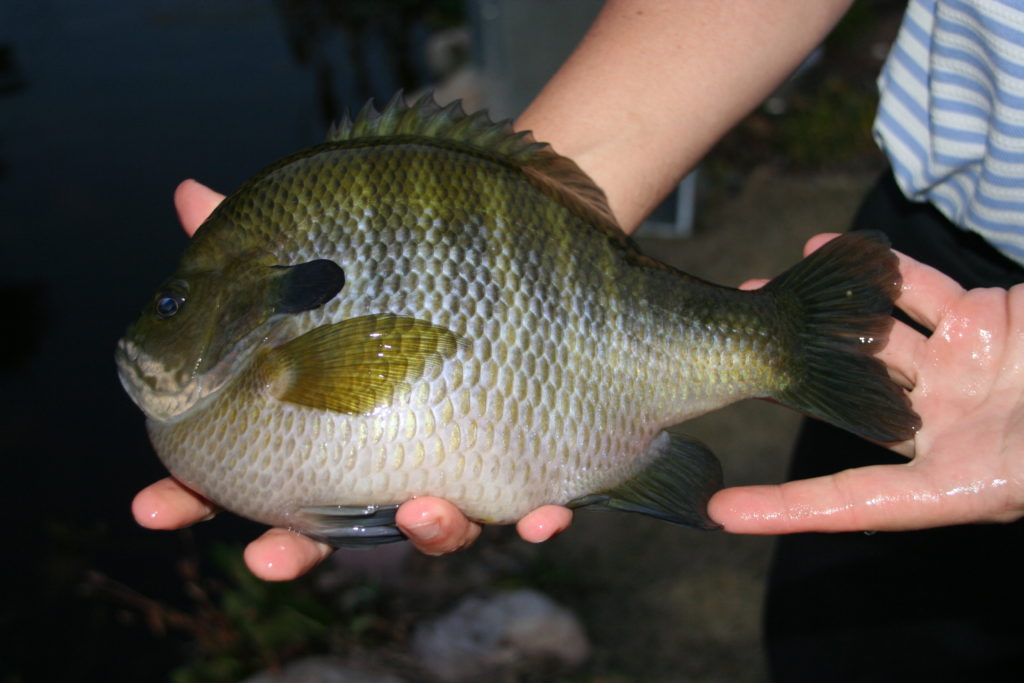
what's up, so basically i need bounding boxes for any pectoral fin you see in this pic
[263,314,462,415]
[568,431,724,530]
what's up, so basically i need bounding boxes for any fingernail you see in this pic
[405,519,440,542]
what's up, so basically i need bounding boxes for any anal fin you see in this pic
[568,431,723,530]
[295,504,406,547]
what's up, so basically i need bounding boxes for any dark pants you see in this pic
[764,172,1024,683]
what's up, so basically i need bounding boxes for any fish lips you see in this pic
[115,316,294,423]
[115,336,206,422]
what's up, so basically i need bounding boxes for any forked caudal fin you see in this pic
[766,231,920,443]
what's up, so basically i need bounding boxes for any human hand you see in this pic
[131,180,572,581]
[710,233,1024,533]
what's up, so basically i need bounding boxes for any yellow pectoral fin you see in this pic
[263,314,462,414]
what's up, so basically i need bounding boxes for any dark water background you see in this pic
[0,2,456,679]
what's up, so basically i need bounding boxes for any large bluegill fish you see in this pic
[116,95,919,545]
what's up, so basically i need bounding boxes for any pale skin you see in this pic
[135,0,1024,578]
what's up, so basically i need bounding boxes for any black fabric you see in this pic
[850,170,1024,290]
[764,171,1024,683]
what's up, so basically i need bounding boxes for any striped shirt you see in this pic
[874,0,1024,264]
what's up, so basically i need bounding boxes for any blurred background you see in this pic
[1,1,903,681]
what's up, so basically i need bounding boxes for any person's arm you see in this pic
[516,0,855,232]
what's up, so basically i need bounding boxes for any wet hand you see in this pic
[711,233,1024,533]
[131,180,571,581]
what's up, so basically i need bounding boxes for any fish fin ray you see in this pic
[767,231,921,442]
[325,92,622,240]
[263,314,462,415]
[568,431,723,530]
[295,504,406,547]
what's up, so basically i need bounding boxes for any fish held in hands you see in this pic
[115,94,919,546]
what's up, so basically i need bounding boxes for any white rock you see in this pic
[410,588,590,682]
[242,655,405,683]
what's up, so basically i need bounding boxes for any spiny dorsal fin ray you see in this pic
[327,92,621,238]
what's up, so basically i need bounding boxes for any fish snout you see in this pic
[115,337,140,365]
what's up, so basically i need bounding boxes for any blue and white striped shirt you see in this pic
[874,0,1024,264]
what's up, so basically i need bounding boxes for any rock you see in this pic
[410,588,590,682]
[242,655,406,683]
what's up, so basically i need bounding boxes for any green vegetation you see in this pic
[168,545,339,683]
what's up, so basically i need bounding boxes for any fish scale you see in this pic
[118,94,919,545]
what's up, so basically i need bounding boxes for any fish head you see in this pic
[116,241,346,423]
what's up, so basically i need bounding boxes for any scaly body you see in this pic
[118,96,918,544]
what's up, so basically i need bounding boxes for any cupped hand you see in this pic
[131,180,572,581]
[711,233,1024,533]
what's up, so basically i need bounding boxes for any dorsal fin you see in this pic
[328,92,622,237]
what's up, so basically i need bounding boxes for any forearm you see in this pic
[515,0,854,233]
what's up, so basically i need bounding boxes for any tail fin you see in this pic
[766,231,920,442]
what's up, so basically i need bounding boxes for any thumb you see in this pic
[174,179,226,236]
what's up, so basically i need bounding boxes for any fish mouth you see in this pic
[115,317,296,423]
[115,336,207,423]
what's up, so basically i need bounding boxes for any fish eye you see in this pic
[155,294,183,319]
[153,282,188,319]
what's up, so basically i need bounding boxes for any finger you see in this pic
[738,278,769,291]
[132,477,216,530]
[516,505,574,543]
[874,318,927,388]
[802,233,964,332]
[802,232,841,257]
[799,234,936,388]
[740,233,843,290]
[892,250,965,332]
[243,528,333,581]
[174,179,225,236]
[395,497,482,556]
[707,463,963,534]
